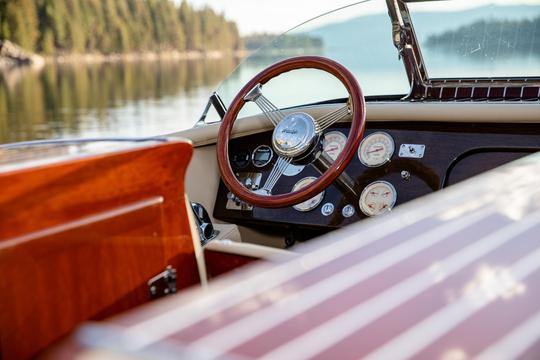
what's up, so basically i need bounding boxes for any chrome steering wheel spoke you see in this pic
[314,103,351,132]
[244,84,286,126]
[260,156,292,194]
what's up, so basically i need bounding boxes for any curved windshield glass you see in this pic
[213,0,409,120]
[409,0,540,78]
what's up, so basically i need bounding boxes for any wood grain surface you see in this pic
[0,140,199,359]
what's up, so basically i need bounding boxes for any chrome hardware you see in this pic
[148,266,176,300]
[401,170,411,181]
[272,112,318,158]
[244,83,263,102]
[342,204,356,218]
[321,203,335,216]
[191,202,218,245]
[226,173,262,210]
[399,144,425,158]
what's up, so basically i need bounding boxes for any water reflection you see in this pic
[0,58,239,144]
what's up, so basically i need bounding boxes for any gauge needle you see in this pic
[326,146,338,152]
[367,147,384,154]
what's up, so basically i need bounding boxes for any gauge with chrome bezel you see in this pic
[358,132,395,167]
[323,131,348,161]
[252,145,273,167]
[291,176,325,212]
[359,180,397,216]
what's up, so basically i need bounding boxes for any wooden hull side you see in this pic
[0,140,199,359]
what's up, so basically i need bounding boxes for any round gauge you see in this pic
[292,176,325,212]
[323,131,348,161]
[359,181,397,216]
[231,151,250,168]
[358,132,395,167]
[252,145,273,167]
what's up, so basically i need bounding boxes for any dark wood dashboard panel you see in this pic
[214,122,540,230]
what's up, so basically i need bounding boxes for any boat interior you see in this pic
[1,0,539,358]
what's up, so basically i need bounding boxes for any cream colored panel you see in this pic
[173,102,540,147]
[205,240,297,261]
[184,144,220,223]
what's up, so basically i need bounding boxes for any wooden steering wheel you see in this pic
[217,56,366,208]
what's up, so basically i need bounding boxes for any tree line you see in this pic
[0,0,242,55]
[426,16,540,58]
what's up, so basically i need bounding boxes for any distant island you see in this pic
[426,16,540,58]
[0,0,242,59]
[243,33,324,59]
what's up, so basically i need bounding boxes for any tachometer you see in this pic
[323,131,347,161]
[292,176,325,212]
[359,181,397,216]
[358,132,394,167]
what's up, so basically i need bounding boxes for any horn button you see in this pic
[272,112,319,158]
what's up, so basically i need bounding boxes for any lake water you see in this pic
[0,58,240,144]
[2,3,538,145]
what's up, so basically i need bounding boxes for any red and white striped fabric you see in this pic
[77,153,540,359]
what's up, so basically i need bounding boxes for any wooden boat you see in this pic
[1,0,540,358]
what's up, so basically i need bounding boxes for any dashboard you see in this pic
[214,121,540,230]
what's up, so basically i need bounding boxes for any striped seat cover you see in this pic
[76,152,540,360]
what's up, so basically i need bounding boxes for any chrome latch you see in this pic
[148,266,177,300]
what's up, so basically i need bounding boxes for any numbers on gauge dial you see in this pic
[359,181,397,216]
[358,132,395,167]
[323,131,348,161]
[292,176,325,212]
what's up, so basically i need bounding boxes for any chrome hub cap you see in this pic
[272,112,317,157]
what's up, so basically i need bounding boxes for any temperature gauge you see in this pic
[358,132,394,167]
[323,131,347,161]
[359,181,397,216]
[292,177,325,212]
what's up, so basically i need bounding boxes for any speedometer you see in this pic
[292,176,325,212]
[323,131,347,161]
[358,132,394,167]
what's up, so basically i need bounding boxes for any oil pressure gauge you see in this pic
[292,176,325,212]
[358,132,395,167]
[359,181,397,216]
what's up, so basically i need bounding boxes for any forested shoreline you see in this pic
[426,16,540,58]
[0,0,242,55]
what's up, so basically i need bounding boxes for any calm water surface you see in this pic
[0,58,240,144]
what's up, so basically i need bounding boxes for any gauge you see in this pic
[359,181,397,216]
[252,145,273,167]
[231,151,250,168]
[358,132,395,167]
[292,176,325,212]
[323,131,347,161]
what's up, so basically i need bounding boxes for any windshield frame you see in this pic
[389,0,540,101]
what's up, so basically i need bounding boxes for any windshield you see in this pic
[409,0,540,79]
[213,0,410,120]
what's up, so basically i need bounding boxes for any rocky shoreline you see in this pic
[0,41,248,71]
[0,40,45,71]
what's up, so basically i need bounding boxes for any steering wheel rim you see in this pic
[217,56,366,208]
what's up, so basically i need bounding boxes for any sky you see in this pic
[187,0,540,35]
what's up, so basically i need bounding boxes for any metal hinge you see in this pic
[147,266,177,300]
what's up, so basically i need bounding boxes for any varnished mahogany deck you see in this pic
[0,139,199,359]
